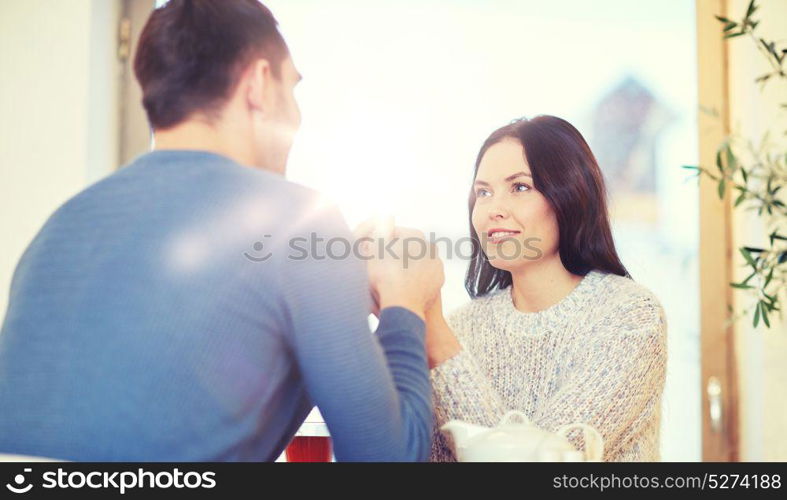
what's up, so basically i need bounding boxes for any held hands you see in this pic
[354,218,461,368]
[353,218,444,321]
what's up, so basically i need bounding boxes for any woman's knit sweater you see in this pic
[429,270,667,462]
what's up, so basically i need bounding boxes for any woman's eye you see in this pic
[512,183,531,193]
[476,188,491,198]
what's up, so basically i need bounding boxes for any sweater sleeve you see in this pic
[530,294,667,460]
[429,307,508,429]
[276,205,432,462]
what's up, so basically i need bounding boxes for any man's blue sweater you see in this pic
[0,150,432,461]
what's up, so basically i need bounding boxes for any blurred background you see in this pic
[1,0,784,461]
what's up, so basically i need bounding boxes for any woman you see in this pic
[424,115,667,462]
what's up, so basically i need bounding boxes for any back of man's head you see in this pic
[134,0,289,131]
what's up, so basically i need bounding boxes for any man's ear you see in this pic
[244,58,273,114]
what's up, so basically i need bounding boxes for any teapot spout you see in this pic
[440,420,489,449]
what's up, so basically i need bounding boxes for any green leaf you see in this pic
[740,247,757,268]
[716,148,724,173]
[768,42,778,59]
[715,15,732,23]
[753,301,761,327]
[764,267,775,287]
[725,32,746,39]
[718,179,726,198]
[761,302,771,328]
[746,0,758,18]
[741,168,748,183]
[759,39,780,62]
[723,22,738,32]
[725,143,736,170]
[735,191,746,207]
[742,270,757,285]
[730,282,754,289]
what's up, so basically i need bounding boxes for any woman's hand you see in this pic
[424,292,462,369]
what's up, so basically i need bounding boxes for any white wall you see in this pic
[0,0,121,320]
[727,0,787,462]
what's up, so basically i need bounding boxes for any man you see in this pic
[0,0,441,461]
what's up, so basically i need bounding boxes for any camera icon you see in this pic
[6,468,33,494]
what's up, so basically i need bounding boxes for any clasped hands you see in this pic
[354,219,461,368]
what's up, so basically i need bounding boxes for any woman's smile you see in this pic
[486,228,522,244]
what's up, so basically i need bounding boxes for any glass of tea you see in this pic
[285,436,332,462]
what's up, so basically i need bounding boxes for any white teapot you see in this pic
[440,410,604,462]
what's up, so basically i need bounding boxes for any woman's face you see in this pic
[471,139,559,272]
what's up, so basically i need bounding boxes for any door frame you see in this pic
[118,0,156,166]
[696,0,739,462]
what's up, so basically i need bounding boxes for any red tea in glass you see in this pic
[285,436,332,462]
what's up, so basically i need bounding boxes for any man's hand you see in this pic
[354,220,444,320]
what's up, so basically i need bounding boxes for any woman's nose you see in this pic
[487,202,509,220]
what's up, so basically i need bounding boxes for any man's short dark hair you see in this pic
[133,0,289,130]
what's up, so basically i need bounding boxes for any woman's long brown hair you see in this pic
[466,115,630,298]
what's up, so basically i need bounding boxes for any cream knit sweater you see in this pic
[429,270,667,462]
